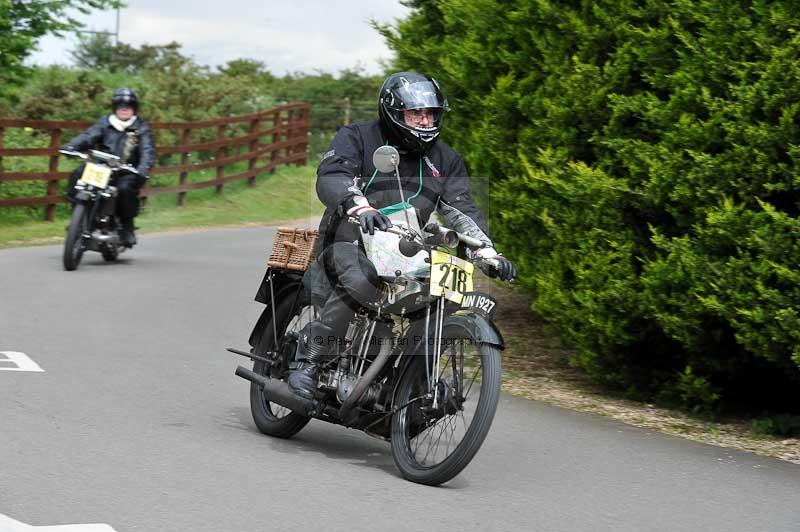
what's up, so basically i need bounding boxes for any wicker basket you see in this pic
[268,227,319,272]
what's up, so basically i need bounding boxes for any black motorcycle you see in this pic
[60,149,139,271]
[230,147,512,486]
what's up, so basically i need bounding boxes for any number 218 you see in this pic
[438,264,468,293]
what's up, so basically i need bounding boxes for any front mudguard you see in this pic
[248,268,304,348]
[400,308,505,359]
[395,309,504,379]
[443,310,505,350]
[391,309,505,410]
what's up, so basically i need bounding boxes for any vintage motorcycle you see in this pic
[230,147,510,485]
[60,149,140,271]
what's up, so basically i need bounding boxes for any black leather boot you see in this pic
[288,321,335,399]
[119,218,137,247]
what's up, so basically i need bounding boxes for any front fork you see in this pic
[425,297,461,410]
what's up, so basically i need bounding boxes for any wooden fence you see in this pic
[0,103,310,220]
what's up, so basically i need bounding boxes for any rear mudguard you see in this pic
[248,268,304,349]
[254,267,303,304]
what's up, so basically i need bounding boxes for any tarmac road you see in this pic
[1,225,798,532]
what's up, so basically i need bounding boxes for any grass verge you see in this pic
[0,163,322,248]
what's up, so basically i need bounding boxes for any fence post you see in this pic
[270,110,281,174]
[45,129,62,221]
[248,117,260,187]
[216,124,226,194]
[296,105,309,166]
[283,109,294,159]
[178,128,191,205]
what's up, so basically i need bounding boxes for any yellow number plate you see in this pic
[79,163,112,189]
[430,250,474,304]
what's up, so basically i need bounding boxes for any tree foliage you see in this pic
[382,0,800,411]
[70,33,186,74]
[0,0,121,98]
[5,35,382,125]
[0,34,384,213]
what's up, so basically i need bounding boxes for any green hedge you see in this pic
[382,0,800,411]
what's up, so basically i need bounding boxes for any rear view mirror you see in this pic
[373,145,400,174]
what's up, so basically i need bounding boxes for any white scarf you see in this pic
[109,114,138,132]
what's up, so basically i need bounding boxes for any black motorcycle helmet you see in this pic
[378,72,448,153]
[111,87,139,113]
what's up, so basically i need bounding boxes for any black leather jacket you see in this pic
[66,115,156,177]
[316,119,493,248]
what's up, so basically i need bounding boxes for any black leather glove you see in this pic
[480,256,517,281]
[357,207,392,235]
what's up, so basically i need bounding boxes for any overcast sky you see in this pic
[29,0,411,75]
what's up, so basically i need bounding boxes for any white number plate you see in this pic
[430,250,474,304]
[79,163,112,189]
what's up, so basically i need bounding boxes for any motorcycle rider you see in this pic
[63,87,156,247]
[287,71,517,400]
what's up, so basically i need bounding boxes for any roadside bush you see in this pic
[382,0,800,411]
[751,414,800,438]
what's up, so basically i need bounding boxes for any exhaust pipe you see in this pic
[338,334,393,420]
[235,366,316,416]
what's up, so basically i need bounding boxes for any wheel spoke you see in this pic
[463,363,480,399]
[401,337,492,469]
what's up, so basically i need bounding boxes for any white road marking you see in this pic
[0,513,117,531]
[0,352,44,372]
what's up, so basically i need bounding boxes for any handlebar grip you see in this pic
[476,257,500,277]
[481,257,500,268]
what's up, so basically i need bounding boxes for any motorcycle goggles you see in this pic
[384,80,448,133]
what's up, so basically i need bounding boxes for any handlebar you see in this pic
[59,149,87,159]
[347,216,488,251]
[347,215,509,278]
[59,149,139,175]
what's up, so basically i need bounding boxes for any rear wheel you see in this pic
[390,329,502,486]
[63,204,88,271]
[249,293,318,438]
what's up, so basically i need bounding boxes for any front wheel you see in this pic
[63,204,88,271]
[390,333,502,486]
